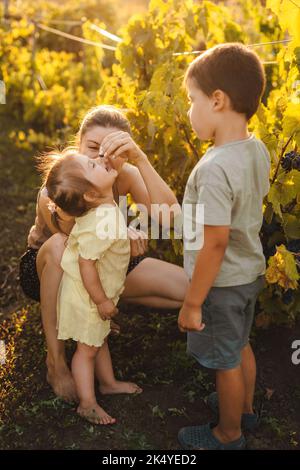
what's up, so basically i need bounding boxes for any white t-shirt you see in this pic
[182,133,271,287]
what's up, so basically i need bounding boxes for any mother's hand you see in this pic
[128,227,148,257]
[101,131,146,164]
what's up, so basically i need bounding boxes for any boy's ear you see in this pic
[212,89,227,111]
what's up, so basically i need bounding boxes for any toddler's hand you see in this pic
[178,304,205,333]
[97,299,118,321]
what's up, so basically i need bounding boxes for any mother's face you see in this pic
[79,125,126,174]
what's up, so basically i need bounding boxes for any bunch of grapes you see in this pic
[261,217,281,235]
[281,151,300,172]
[260,215,282,259]
[282,288,294,305]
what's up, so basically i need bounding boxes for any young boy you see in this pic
[178,43,270,450]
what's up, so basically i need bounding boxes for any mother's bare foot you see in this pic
[77,404,116,425]
[99,380,143,395]
[46,362,78,403]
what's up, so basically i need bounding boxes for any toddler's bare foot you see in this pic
[46,360,78,403]
[77,403,116,425]
[99,380,143,395]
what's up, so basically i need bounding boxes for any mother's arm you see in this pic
[102,131,181,225]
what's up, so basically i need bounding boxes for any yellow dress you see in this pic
[56,203,130,347]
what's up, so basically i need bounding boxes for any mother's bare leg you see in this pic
[36,233,78,402]
[121,258,189,308]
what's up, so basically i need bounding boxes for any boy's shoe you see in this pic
[178,423,246,450]
[206,392,259,432]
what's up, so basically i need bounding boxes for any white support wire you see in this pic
[89,24,122,43]
[173,38,292,56]
[248,38,292,47]
[36,74,47,90]
[4,13,294,59]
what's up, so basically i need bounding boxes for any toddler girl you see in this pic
[39,148,142,425]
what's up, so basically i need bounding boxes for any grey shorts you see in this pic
[187,275,266,370]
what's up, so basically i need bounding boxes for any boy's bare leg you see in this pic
[241,342,256,414]
[95,339,142,395]
[212,366,245,443]
[36,233,78,402]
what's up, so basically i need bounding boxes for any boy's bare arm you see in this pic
[184,225,230,308]
[78,256,117,320]
[178,225,229,331]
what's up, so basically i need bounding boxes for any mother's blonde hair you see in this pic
[75,104,132,146]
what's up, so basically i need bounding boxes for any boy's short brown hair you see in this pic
[184,42,266,120]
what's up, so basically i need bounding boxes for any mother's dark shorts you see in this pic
[19,246,146,302]
[187,275,266,370]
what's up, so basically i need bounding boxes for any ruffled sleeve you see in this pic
[76,229,114,261]
[76,206,125,260]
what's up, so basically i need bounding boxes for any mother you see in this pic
[20,105,188,402]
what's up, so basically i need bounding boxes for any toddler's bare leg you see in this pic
[95,339,142,395]
[72,342,116,425]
